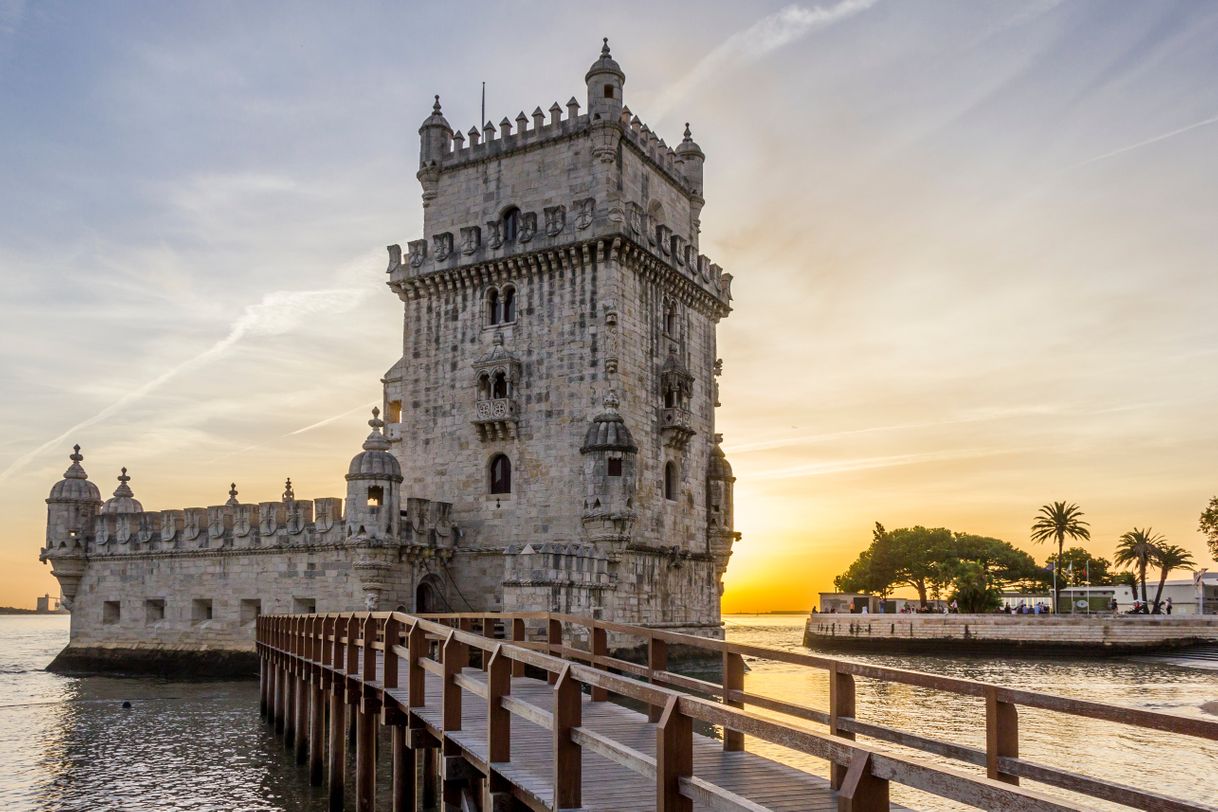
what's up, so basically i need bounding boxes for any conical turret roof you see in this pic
[347,408,403,480]
[101,467,143,514]
[48,445,101,502]
[581,391,637,453]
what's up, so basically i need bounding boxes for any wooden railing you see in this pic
[256,611,1218,812]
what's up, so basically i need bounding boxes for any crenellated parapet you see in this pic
[502,542,614,591]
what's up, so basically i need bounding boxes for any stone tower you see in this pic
[383,40,739,633]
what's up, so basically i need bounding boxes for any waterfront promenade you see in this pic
[804,613,1218,655]
[258,611,1218,811]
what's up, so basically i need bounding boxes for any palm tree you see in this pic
[1113,528,1165,608]
[1150,544,1196,612]
[1031,502,1091,612]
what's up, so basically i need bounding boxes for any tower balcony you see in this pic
[474,398,519,441]
[659,406,695,449]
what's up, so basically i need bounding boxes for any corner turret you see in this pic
[580,390,638,556]
[585,38,625,123]
[417,95,452,207]
[345,408,403,542]
[41,445,101,609]
[101,468,143,514]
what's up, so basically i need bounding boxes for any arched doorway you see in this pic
[415,574,444,614]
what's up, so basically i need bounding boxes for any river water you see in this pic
[1,614,1214,811]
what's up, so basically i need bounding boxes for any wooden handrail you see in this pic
[258,611,1218,812]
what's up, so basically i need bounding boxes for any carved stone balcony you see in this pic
[474,398,519,441]
[659,406,695,449]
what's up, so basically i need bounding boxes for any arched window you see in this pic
[367,486,383,508]
[663,301,677,336]
[502,207,520,243]
[491,371,508,399]
[487,289,502,325]
[490,454,512,494]
[664,462,678,501]
[664,388,676,409]
[478,373,491,399]
[502,286,516,323]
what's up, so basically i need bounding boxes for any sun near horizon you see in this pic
[2,2,1217,610]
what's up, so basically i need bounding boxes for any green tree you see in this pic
[949,560,1002,613]
[1030,502,1091,612]
[835,525,1040,609]
[1113,528,1165,606]
[1150,544,1196,612]
[1046,547,1114,586]
[1200,496,1218,562]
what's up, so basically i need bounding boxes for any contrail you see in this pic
[1070,113,1218,169]
[0,286,368,482]
[288,400,379,436]
[650,0,878,119]
[746,446,1020,481]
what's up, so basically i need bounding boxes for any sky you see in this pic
[1,1,1216,611]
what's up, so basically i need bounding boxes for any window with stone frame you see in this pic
[502,206,520,243]
[367,485,384,507]
[664,461,679,501]
[489,454,512,494]
[485,284,518,326]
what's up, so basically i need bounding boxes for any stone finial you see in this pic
[113,467,134,498]
[432,94,442,115]
[492,331,504,347]
[499,117,512,138]
[468,126,481,146]
[283,477,295,502]
[226,483,239,507]
[532,106,545,130]
[714,432,724,445]
[603,389,620,412]
[363,407,391,452]
[549,102,562,127]
[483,121,495,141]
[566,97,581,118]
[515,111,528,133]
[601,37,611,58]
[683,122,692,141]
[63,444,88,479]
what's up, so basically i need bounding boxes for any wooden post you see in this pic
[510,618,526,677]
[723,650,745,752]
[391,724,414,812]
[356,709,376,812]
[442,631,466,732]
[648,637,668,723]
[329,617,348,812]
[383,616,400,691]
[278,664,289,737]
[269,661,280,729]
[309,681,325,786]
[296,663,309,764]
[590,625,609,701]
[421,746,437,809]
[259,653,268,719]
[407,622,425,708]
[486,645,511,764]
[361,614,376,684]
[829,663,856,791]
[547,618,562,684]
[656,695,692,812]
[985,687,1019,785]
[553,665,582,810]
[836,751,889,812]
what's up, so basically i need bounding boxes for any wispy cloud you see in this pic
[1069,113,1218,169]
[0,286,368,482]
[650,0,879,119]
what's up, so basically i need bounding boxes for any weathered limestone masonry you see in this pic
[39,41,740,673]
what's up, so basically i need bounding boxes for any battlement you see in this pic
[385,196,733,308]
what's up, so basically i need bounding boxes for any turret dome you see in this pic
[347,408,403,480]
[419,95,451,133]
[48,445,101,503]
[581,391,638,453]
[585,38,625,84]
[101,467,143,514]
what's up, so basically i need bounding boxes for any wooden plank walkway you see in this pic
[394,666,876,811]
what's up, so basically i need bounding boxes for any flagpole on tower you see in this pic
[481,82,485,132]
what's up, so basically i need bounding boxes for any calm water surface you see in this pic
[1,614,1214,810]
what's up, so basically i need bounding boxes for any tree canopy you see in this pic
[1046,547,1115,586]
[1200,496,1218,562]
[834,524,1045,605]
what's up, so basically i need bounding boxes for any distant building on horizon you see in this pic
[35,593,65,614]
[38,41,741,673]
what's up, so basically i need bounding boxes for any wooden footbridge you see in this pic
[256,612,1218,811]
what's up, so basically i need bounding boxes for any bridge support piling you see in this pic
[390,725,414,812]
[295,671,309,764]
[275,664,286,735]
[328,686,347,811]
[309,682,325,785]
[355,709,376,812]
